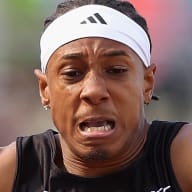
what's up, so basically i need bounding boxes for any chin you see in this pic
[80,148,109,162]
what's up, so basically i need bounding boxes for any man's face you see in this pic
[37,37,155,162]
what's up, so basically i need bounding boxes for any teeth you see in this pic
[83,124,112,132]
[105,124,111,131]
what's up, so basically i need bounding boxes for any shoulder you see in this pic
[171,123,192,192]
[0,142,17,192]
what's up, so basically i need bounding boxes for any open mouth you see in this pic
[79,120,115,133]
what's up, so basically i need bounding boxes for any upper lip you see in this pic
[77,115,116,127]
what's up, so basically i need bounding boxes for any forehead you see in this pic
[52,37,143,61]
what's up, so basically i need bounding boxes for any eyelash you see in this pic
[61,66,128,82]
[61,69,83,82]
[105,67,128,74]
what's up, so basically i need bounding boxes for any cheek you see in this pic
[112,82,144,123]
[49,85,80,134]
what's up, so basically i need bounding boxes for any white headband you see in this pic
[40,4,151,73]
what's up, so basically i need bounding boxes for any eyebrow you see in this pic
[102,50,131,57]
[62,49,131,60]
[62,52,84,59]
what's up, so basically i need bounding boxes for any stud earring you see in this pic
[43,105,50,111]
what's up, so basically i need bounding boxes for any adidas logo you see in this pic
[80,13,107,24]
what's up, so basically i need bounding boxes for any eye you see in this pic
[61,69,83,81]
[106,66,128,75]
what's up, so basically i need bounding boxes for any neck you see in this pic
[58,121,150,177]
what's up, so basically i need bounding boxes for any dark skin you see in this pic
[0,38,192,191]
[36,38,154,176]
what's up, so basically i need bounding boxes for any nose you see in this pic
[80,72,110,105]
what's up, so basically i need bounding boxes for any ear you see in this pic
[143,63,156,104]
[34,69,50,106]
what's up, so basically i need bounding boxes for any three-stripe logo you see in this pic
[80,13,107,24]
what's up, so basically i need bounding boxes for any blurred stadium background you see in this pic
[0,0,192,145]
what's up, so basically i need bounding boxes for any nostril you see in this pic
[83,96,92,104]
[81,96,107,105]
[81,95,109,105]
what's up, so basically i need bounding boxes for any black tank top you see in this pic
[13,120,186,192]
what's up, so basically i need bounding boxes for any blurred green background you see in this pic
[0,0,192,145]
